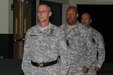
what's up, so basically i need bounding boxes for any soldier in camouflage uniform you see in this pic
[60,6,97,75]
[22,4,70,75]
[81,12,105,75]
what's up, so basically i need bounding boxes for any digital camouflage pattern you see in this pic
[61,22,97,75]
[22,23,70,75]
[86,27,105,75]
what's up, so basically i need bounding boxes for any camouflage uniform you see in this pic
[60,22,97,75]
[22,23,70,75]
[86,27,105,75]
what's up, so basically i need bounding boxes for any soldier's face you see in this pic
[81,14,92,26]
[66,8,78,25]
[37,5,52,23]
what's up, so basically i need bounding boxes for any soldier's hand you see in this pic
[82,66,89,73]
[94,66,100,72]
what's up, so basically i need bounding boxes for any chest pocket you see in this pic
[71,32,82,42]
[48,35,58,43]
[68,33,85,48]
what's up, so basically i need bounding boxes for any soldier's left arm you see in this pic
[95,32,105,68]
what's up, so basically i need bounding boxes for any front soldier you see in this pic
[22,4,70,75]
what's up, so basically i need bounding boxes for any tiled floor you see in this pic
[0,59,23,75]
[0,59,113,75]
[97,63,113,75]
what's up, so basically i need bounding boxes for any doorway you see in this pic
[13,0,36,59]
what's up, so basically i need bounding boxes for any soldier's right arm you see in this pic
[21,29,32,74]
[58,30,71,75]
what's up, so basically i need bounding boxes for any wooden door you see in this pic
[13,0,32,59]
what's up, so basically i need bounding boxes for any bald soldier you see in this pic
[60,6,97,75]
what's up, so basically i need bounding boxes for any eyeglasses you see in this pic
[37,10,50,13]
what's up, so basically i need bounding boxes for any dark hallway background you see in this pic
[77,5,113,63]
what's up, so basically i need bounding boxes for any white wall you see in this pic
[0,0,9,34]
[9,0,13,34]
[62,4,68,24]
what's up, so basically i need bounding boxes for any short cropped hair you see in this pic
[67,6,78,13]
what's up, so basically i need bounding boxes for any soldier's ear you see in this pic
[49,11,52,17]
[77,13,79,18]
[90,19,92,23]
